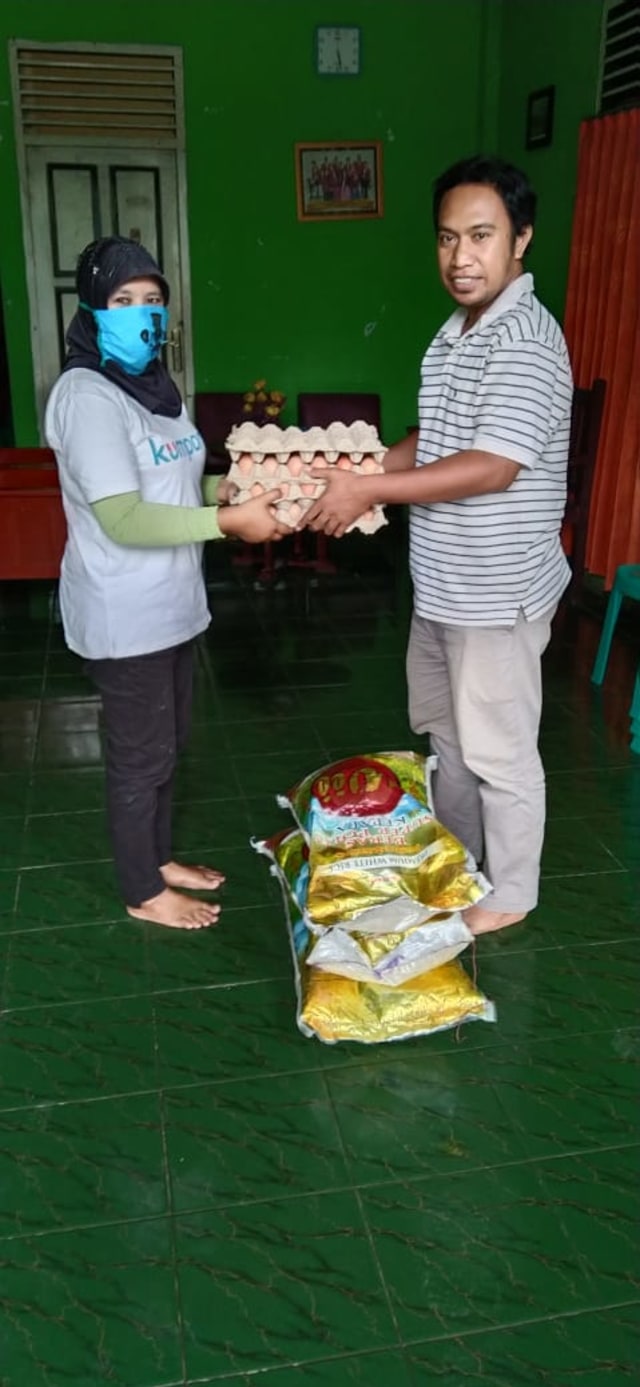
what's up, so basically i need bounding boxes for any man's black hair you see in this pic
[433,156,537,238]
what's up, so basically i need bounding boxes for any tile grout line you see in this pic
[1,598,57,1012]
[320,1062,406,1348]
[1,1002,637,1100]
[398,1294,640,1353]
[176,1292,640,1383]
[5,1136,636,1262]
[2,928,635,1015]
[157,1079,189,1387]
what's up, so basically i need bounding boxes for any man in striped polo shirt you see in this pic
[306,155,573,935]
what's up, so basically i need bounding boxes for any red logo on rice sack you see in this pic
[312,757,402,816]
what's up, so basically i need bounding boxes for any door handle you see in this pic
[166,324,183,374]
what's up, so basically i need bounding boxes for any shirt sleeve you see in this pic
[202,474,222,505]
[55,382,143,502]
[91,492,224,546]
[471,338,570,469]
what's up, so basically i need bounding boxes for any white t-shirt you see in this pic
[410,273,573,627]
[45,369,211,659]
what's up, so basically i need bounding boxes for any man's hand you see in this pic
[218,490,288,543]
[303,467,376,537]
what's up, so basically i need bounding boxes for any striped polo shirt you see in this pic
[409,272,573,626]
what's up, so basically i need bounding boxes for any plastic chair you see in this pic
[591,564,640,684]
[631,667,640,754]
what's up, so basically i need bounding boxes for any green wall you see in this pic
[0,0,603,446]
[498,0,603,320]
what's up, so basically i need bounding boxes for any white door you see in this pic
[24,144,190,429]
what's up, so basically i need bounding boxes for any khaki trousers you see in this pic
[406,607,554,913]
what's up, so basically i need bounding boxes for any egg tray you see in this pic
[224,420,388,534]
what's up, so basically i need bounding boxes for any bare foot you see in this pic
[160,860,225,891]
[463,904,528,936]
[127,886,221,930]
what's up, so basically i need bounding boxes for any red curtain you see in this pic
[563,108,640,586]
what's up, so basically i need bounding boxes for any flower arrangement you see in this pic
[242,379,286,425]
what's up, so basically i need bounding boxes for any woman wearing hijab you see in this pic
[45,236,284,930]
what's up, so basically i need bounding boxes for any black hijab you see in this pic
[63,236,183,419]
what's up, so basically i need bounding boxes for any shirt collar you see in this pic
[440,271,535,341]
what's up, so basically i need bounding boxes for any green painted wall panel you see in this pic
[0,0,604,446]
[497,0,603,320]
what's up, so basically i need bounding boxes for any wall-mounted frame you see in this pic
[295,140,383,221]
[525,85,555,149]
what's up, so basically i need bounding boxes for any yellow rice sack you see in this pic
[255,828,496,1042]
[276,752,489,933]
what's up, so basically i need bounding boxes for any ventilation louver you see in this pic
[14,45,180,145]
[600,0,640,114]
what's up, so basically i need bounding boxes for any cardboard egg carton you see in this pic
[224,420,388,534]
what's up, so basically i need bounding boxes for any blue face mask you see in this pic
[91,304,169,375]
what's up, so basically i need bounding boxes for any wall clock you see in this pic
[315,26,361,76]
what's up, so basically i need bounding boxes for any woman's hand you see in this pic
[217,490,288,543]
[216,475,239,505]
[303,467,376,537]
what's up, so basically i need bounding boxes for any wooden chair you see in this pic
[562,377,606,599]
[296,392,383,570]
[297,391,382,433]
[194,391,280,581]
[194,391,246,474]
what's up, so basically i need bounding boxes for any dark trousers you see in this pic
[86,640,194,906]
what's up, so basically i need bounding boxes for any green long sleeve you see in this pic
[91,491,224,547]
[202,473,223,505]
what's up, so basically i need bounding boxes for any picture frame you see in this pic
[525,85,555,150]
[295,140,383,222]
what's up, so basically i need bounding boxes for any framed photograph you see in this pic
[525,85,555,149]
[295,140,383,222]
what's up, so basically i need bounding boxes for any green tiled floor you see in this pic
[0,554,639,1387]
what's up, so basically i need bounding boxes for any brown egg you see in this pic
[237,455,254,475]
[287,455,304,476]
[251,482,265,497]
[262,456,279,476]
[337,457,353,470]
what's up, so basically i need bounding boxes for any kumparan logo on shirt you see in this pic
[148,432,202,466]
